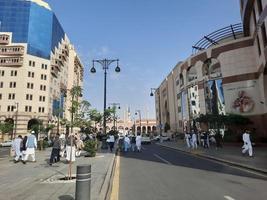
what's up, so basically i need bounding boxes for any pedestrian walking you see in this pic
[118,135,124,152]
[136,133,142,152]
[185,132,191,148]
[49,134,61,166]
[124,135,130,152]
[215,132,223,149]
[22,131,37,164]
[12,135,23,163]
[108,134,115,152]
[66,135,76,163]
[203,131,209,148]
[75,136,84,157]
[131,135,136,152]
[191,131,198,149]
[242,130,253,157]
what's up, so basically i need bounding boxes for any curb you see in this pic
[98,153,117,200]
[157,143,267,175]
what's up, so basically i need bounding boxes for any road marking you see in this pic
[110,155,120,200]
[224,195,236,200]
[141,147,147,150]
[153,154,172,165]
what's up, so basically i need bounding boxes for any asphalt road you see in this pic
[0,147,9,158]
[118,143,267,200]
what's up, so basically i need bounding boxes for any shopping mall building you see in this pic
[155,0,267,140]
[0,0,84,141]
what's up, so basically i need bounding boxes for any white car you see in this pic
[141,136,151,144]
[0,140,12,147]
[153,135,171,142]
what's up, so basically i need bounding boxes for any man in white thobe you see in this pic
[23,131,37,164]
[191,131,198,149]
[12,135,23,163]
[242,130,253,157]
[185,133,191,148]
[136,133,142,152]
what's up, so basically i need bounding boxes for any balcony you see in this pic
[51,59,61,72]
[192,23,244,54]
[0,45,25,56]
[51,66,59,78]
[0,57,23,66]
[0,34,10,45]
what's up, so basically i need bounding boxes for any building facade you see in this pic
[0,0,84,141]
[155,0,267,140]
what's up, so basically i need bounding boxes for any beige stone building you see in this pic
[0,0,83,141]
[155,0,267,140]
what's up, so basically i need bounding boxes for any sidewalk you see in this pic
[156,140,267,174]
[0,148,115,200]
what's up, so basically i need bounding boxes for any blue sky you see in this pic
[46,0,241,119]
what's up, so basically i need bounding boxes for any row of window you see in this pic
[6,105,45,113]
[0,70,17,76]
[0,93,46,102]
[0,82,47,91]
[29,60,48,70]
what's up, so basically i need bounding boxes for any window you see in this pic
[41,64,48,70]
[0,82,3,88]
[28,72,34,78]
[38,107,45,113]
[0,94,2,100]
[29,60,32,66]
[9,82,16,88]
[32,61,35,67]
[25,106,32,112]
[11,70,17,76]
[0,70,4,76]
[8,93,15,100]
[27,83,34,89]
[26,94,33,100]
[7,105,15,112]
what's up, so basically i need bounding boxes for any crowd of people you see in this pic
[11,131,85,165]
[116,133,142,152]
[183,129,253,157]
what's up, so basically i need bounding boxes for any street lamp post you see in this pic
[135,110,142,134]
[108,103,120,131]
[90,59,120,136]
[150,88,162,136]
[13,102,19,140]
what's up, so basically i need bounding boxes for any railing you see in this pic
[192,23,244,54]
[0,34,10,45]
[0,46,24,56]
[0,57,23,66]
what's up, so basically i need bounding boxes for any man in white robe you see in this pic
[242,130,253,157]
[136,133,142,152]
[23,131,37,164]
[12,135,23,163]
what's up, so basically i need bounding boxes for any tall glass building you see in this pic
[0,0,84,140]
[0,0,65,59]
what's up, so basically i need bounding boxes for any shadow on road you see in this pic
[119,143,267,180]
[58,195,74,200]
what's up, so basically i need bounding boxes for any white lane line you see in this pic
[142,147,147,150]
[153,153,172,165]
[224,195,236,200]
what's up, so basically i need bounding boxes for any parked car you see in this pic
[141,135,151,144]
[0,140,12,147]
[153,135,171,142]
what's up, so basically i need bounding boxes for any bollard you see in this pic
[75,165,91,200]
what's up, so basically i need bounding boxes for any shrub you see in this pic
[84,140,97,157]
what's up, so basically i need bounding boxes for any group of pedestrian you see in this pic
[183,128,254,157]
[117,133,142,152]
[185,130,198,149]
[49,133,84,166]
[12,131,37,164]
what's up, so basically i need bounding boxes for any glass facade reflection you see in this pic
[204,79,225,115]
[0,0,65,59]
